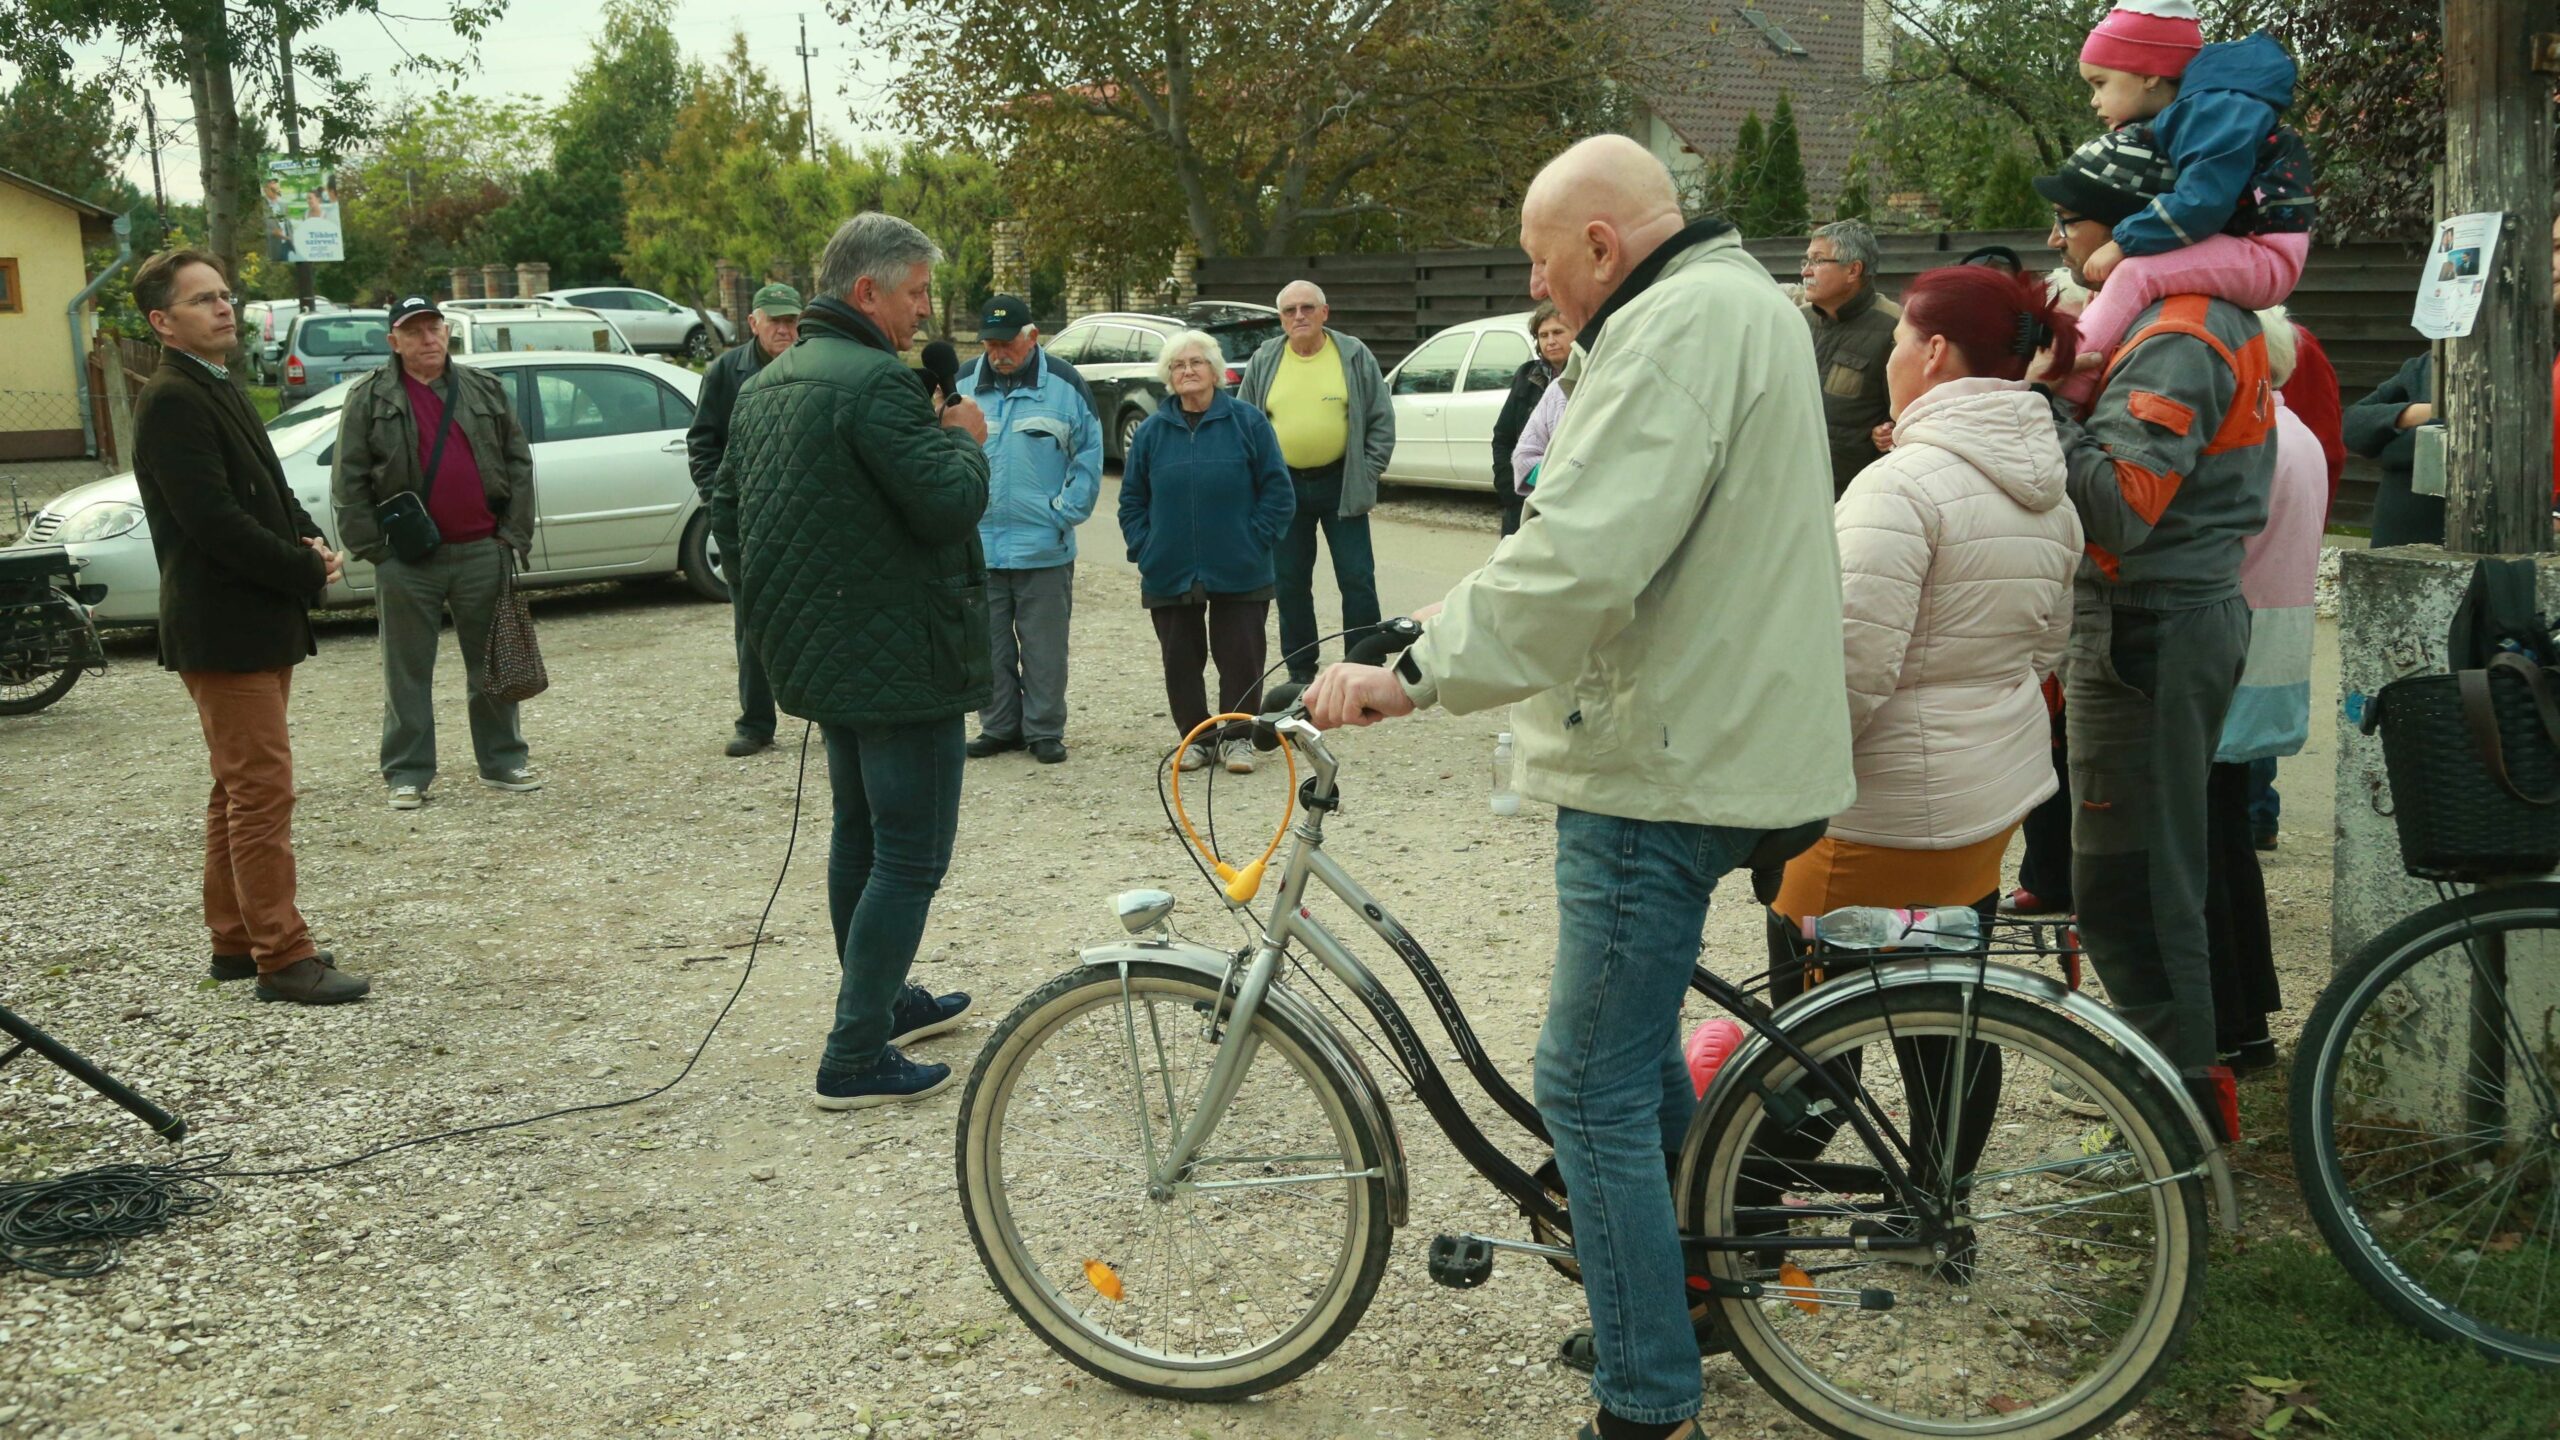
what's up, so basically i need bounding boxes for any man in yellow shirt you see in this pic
[1238,280,1396,683]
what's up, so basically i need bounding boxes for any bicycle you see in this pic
[2289,878,2560,1370]
[956,620,2237,1438]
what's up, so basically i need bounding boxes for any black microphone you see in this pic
[921,339,959,409]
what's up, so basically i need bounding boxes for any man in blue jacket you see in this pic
[956,295,1103,764]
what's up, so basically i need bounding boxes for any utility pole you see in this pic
[274,3,316,313]
[2440,2,2559,554]
[141,88,166,226]
[796,14,820,162]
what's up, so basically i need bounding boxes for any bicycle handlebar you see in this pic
[1252,617,1426,751]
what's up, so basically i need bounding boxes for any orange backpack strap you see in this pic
[2100,295,2273,456]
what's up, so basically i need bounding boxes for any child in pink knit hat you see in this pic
[2066,2,2317,363]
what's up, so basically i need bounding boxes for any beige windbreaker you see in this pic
[1398,225,1858,829]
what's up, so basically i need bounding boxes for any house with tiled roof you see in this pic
[1620,1,1889,212]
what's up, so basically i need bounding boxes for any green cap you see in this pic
[750,282,803,318]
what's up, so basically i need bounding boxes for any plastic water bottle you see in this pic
[1810,906,1981,952]
[1489,732,1519,816]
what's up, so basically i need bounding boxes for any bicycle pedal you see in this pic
[1427,1233,1495,1289]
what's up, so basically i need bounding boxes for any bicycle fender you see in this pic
[1076,939,1411,1227]
[1704,961,2240,1232]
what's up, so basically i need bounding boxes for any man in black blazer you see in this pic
[129,248,368,1005]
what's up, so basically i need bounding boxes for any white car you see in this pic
[445,305,637,359]
[6,352,726,629]
[1378,313,1538,492]
[534,286,736,359]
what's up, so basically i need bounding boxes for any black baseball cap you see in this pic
[979,294,1033,341]
[2032,126,2178,229]
[388,294,443,329]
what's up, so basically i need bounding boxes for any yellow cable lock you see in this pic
[1169,713,1297,904]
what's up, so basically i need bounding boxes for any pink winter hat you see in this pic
[2082,0,2204,78]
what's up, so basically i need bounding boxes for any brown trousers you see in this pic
[180,667,313,973]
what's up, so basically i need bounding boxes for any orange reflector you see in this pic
[1777,1261,1820,1314]
[1084,1259,1125,1302]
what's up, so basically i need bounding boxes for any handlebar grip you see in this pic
[1253,682,1307,751]
[1345,616,1425,668]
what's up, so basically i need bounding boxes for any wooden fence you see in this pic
[1199,231,2433,526]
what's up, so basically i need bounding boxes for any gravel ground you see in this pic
[0,491,2337,1440]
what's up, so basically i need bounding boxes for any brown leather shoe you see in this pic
[212,947,332,983]
[254,953,370,1005]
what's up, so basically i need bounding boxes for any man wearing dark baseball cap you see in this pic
[331,286,541,810]
[2033,123,2275,1120]
[688,281,804,756]
[955,293,1101,764]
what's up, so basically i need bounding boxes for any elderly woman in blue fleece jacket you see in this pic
[1117,329,1297,774]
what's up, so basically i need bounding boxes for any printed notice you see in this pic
[2412,211,2502,339]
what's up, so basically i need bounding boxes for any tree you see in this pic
[482,0,691,284]
[1758,94,1813,239]
[336,94,547,301]
[1726,111,1770,233]
[622,33,806,310]
[1,1,509,282]
[836,0,1656,264]
[0,71,132,206]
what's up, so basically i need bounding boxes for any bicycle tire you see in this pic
[0,661,77,716]
[955,961,1393,1401]
[2291,884,2560,1370]
[1684,984,2207,1440]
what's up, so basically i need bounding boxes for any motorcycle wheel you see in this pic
[0,660,78,715]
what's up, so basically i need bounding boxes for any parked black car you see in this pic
[1043,303,1283,461]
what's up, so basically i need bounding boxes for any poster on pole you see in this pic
[261,156,344,264]
[2412,211,2502,340]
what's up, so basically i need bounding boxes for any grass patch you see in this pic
[2150,1234,2560,1438]
[246,384,281,422]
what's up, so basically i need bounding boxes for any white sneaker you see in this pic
[1223,740,1256,775]
[1177,744,1212,772]
[2049,1071,2107,1119]
[479,768,543,793]
[388,784,424,811]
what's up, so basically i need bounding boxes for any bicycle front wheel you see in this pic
[955,962,1393,1400]
[1685,984,2206,1440]
[2292,885,2560,1369]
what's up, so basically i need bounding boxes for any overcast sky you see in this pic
[34,1,909,206]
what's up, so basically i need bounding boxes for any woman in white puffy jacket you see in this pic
[1761,264,2086,1183]
[1775,264,2086,926]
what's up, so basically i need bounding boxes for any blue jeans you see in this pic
[2247,756,2280,835]
[1274,467,1381,681]
[1540,807,1763,1425]
[816,716,964,1079]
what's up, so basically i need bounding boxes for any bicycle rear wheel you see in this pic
[1684,985,2206,1440]
[955,962,1393,1400]
[2292,885,2560,1369]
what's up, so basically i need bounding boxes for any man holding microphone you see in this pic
[712,213,991,1111]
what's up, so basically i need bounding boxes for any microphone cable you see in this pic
[2,721,818,1278]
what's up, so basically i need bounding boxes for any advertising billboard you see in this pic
[262,156,344,264]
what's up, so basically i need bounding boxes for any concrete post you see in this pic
[448,266,478,301]
[480,263,511,301]
[715,262,746,327]
[1170,251,1200,310]
[990,221,1030,300]
[515,261,551,300]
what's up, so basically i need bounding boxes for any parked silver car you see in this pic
[6,352,726,628]
[445,305,637,358]
[534,286,735,359]
[277,308,392,410]
[242,297,339,384]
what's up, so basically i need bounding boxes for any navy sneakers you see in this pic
[813,1045,955,1111]
[890,985,973,1047]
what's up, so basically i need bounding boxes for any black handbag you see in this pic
[2366,558,2560,880]
[375,374,457,564]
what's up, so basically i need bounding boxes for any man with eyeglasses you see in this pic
[127,248,368,1006]
[2034,129,2275,1120]
[1799,218,1898,497]
[1238,280,1395,683]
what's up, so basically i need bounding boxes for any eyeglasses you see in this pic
[1167,358,1217,374]
[2053,209,2095,231]
[1800,255,1845,269]
[174,291,240,310]
[1279,305,1323,317]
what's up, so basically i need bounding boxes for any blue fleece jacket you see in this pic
[956,348,1103,569]
[2116,33,2298,257]
[1117,390,1295,601]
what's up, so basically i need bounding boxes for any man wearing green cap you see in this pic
[688,282,804,757]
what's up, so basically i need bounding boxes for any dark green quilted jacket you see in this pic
[710,298,992,726]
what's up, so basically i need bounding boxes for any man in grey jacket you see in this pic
[2037,133,2275,1105]
[1239,282,1394,683]
[686,282,803,757]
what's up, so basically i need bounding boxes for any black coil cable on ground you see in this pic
[0,724,818,1280]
